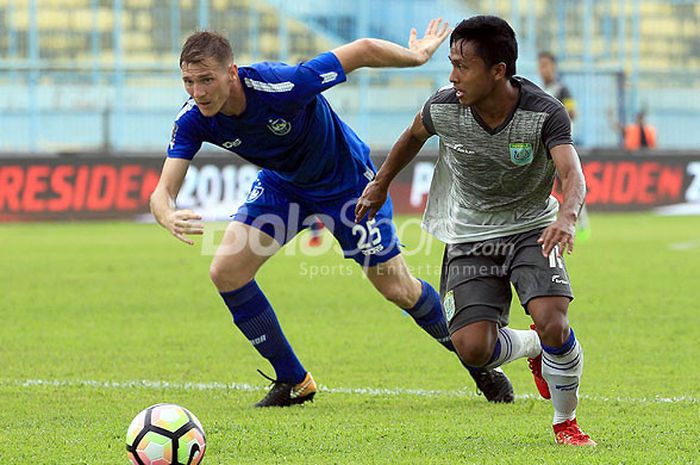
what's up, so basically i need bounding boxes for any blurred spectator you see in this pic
[538,51,576,121]
[539,51,591,241]
[622,110,657,150]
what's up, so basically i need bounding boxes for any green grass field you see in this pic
[1,214,699,464]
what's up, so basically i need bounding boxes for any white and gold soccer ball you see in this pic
[126,403,206,465]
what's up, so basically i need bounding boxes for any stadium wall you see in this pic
[1,151,700,222]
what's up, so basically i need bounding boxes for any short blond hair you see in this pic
[180,31,233,67]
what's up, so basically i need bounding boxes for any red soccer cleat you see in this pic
[553,418,597,446]
[527,324,551,399]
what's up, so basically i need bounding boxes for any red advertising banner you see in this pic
[1,151,699,221]
[0,158,162,221]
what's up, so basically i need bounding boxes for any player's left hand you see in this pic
[408,18,451,65]
[538,217,576,257]
[355,180,388,223]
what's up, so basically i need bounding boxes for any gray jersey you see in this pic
[421,77,573,243]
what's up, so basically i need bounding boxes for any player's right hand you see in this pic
[408,18,451,65]
[164,209,204,245]
[355,180,388,223]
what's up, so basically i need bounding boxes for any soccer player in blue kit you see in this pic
[150,19,515,406]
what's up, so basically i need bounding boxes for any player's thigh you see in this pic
[441,242,512,334]
[363,254,421,305]
[210,221,280,289]
[322,191,401,269]
[509,228,574,313]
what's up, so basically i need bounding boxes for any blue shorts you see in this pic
[232,171,401,268]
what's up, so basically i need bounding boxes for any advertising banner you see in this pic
[1,151,699,221]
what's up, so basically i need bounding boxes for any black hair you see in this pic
[538,51,557,63]
[450,16,517,77]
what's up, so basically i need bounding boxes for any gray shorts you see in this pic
[439,228,574,334]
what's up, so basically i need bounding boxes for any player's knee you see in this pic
[451,333,492,367]
[537,317,570,348]
[209,263,252,292]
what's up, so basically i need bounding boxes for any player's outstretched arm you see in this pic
[538,144,586,257]
[355,112,432,222]
[332,18,450,74]
[150,157,204,245]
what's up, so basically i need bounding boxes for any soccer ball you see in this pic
[126,403,206,465]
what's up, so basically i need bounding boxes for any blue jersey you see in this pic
[167,52,375,199]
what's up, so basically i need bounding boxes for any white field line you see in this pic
[3,378,698,405]
[669,239,700,251]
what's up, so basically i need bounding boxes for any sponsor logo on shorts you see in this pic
[551,274,569,285]
[509,142,534,166]
[360,244,385,256]
[443,290,456,322]
[246,182,265,203]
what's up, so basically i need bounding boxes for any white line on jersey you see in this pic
[243,77,295,93]
[7,378,697,405]
[174,99,196,121]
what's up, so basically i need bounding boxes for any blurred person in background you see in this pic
[358,16,596,446]
[619,109,657,150]
[538,52,576,121]
[538,51,591,241]
[150,19,515,408]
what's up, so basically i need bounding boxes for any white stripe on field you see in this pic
[3,378,697,405]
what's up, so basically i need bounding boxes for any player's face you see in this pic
[448,40,498,106]
[181,58,235,117]
[538,57,555,83]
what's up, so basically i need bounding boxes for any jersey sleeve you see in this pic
[420,90,441,135]
[542,104,573,150]
[248,52,347,111]
[166,102,204,160]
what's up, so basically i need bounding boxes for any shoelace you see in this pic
[257,369,280,387]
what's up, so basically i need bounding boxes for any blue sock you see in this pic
[403,280,489,377]
[403,280,456,352]
[220,280,307,384]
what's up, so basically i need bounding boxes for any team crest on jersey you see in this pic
[246,182,265,203]
[267,118,291,136]
[443,290,456,323]
[509,143,534,166]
